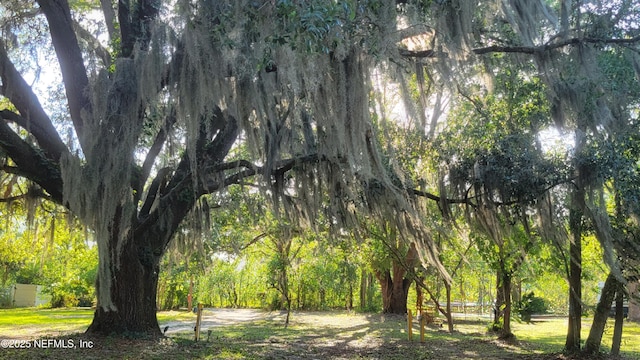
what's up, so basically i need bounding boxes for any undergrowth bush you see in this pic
[515,292,548,322]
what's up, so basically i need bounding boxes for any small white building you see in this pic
[12,284,50,307]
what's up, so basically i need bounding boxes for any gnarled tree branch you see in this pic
[36,0,91,148]
[135,109,177,200]
[0,120,63,202]
[0,42,67,161]
[72,19,112,67]
[100,0,117,42]
[399,35,640,58]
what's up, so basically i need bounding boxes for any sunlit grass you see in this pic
[0,307,93,338]
[0,307,198,339]
[511,317,566,352]
[0,308,93,326]
[513,316,640,359]
[156,310,196,322]
[586,318,640,358]
[0,308,197,326]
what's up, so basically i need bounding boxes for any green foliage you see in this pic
[0,197,97,308]
[487,313,504,332]
[436,64,567,206]
[154,186,370,312]
[14,263,45,285]
[68,0,101,12]
[158,259,192,310]
[0,286,12,308]
[515,292,548,322]
[48,278,94,308]
[271,0,347,54]
[41,221,97,308]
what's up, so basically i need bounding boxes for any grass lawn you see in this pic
[512,316,640,358]
[0,308,194,339]
[0,308,638,359]
[0,308,93,338]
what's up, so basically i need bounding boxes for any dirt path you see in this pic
[161,308,285,335]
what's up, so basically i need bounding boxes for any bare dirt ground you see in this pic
[161,308,274,335]
[161,308,386,336]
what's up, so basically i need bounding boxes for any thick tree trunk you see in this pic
[347,283,353,310]
[565,206,583,352]
[493,268,514,339]
[86,231,162,337]
[375,243,417,314]
[97,104,237,334]
[611,283,625,356]
[501,273,513,339]
[360,268,367,310]
[376,269,412,314]
[392,257,412,314]
[83,164,208,337]
[377,270,393,313]
[444,281,454,333]
[584,273,618,355]
[493,271,503,327]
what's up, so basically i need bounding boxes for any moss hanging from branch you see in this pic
[60,57,145,311]
[429,0,640,279]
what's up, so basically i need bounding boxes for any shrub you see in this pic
[0,287,12,308]
[515,291,548,322]
[46,278,94,308]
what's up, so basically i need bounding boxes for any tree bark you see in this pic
[375,243,417,314]
[347,283,353,310]
[393,278,412,314]
[565,206,583,352]
[86,230,162,337]
[376,270,393,313]
[611,283,625,356]
[492,268,514,339]
[493,270,503,327]
[360,268,367,310]
[584,272,618,355]
[444,281,454,333]
[1,0,324,339]
[501,272,513,339]
[376,268,412,314]
[83,117,237,335]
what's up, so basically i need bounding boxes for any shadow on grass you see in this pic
[2,310,639,360]
[168,312,563,360]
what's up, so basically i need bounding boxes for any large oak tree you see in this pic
[0,0,451,336]
[0,0,397,336]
